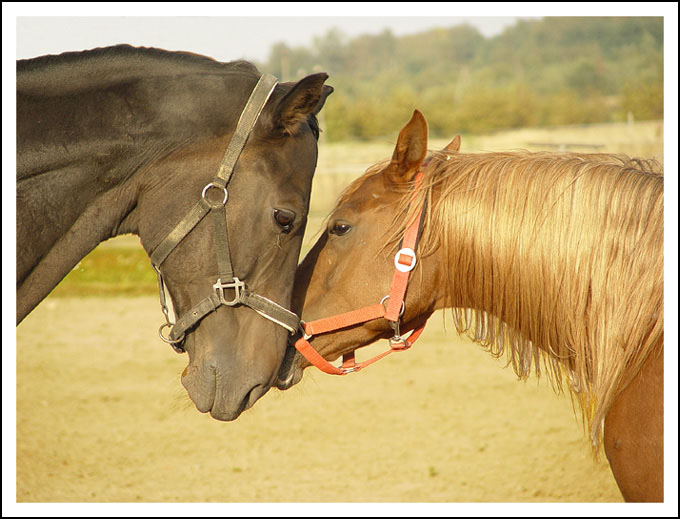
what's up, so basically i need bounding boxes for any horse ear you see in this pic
[444,134,461,152]
[386,109,428,184]
[272,73,333,135]
[314,84,334,115]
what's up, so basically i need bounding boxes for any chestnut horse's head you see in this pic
[278,110,460,388]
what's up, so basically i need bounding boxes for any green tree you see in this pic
[256,17,664,140]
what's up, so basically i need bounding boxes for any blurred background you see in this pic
[263,17,664,140]
[10,7,675,507]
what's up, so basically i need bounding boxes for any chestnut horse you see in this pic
[17,45,332,420]
[280,110,664,502]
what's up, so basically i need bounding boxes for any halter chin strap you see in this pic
[148,74,299,353]
[292,170,429,375]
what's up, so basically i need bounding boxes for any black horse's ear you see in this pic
[273,73,333,135]
[314,84,334,115]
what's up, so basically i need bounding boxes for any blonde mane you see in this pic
[337,150,664,449]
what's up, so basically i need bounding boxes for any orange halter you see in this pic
[292,170,428,375]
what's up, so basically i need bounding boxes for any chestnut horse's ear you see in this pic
[273,73,333,135]
[444,134,461,152]
[387,109,428,184]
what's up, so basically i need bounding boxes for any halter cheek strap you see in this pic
[149,74,300,353]
[292,170,429,375]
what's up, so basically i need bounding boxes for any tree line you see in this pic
[258,17,663,140]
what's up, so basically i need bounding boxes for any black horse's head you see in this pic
[136,69,332,420]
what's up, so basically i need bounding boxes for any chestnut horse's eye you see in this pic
[329,222,352,236]
[273,208,295,233]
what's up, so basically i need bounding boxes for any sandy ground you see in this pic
[15,296,624,505]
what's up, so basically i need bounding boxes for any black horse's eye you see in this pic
[273,209,295,233]
[329,222,352,236]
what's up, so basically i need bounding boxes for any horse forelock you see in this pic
[373,149,663,450]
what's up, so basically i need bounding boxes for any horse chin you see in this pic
[209,383,270,421]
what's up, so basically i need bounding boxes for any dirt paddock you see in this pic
[16,296,624,503]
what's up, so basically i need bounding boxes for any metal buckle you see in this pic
[389,336,410,351]
[386,318,411,350]
[388,319,403,345]
[214,277,245,306]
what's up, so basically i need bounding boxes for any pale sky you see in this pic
[9,3,675,64]
[14,15,535,63]
[7,1,674,63]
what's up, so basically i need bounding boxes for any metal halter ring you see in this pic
[298,321,312,341]
[202,182,229,208]
[158,322,185,347]
[380,295,405,317]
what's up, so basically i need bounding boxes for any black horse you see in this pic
[17,45,332,420]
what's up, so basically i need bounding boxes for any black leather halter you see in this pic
[149,74,300,353]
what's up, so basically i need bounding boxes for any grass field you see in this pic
[14,121,665,505]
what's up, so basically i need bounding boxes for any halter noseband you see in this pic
[149,74,300,353]
[291,170,429,375]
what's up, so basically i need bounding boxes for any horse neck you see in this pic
[426,153,664,446]
[430,152,663,381]
[15,49,257,321]
[17,49,256,239]
[17,49,252,180]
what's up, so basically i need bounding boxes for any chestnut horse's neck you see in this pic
[420,151,663,446]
